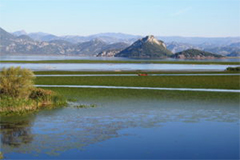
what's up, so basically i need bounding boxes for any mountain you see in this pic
[97,49,122,57]
[166,41,200,53]
[227,51,240,57]
[158,36,240,45]
[73,39,108,55]
[28,32,52,41]
[1,27,240,56]
[171,49,223,59]
[12,30,27,36]
[0,27,17,47]
[115,35,172,58]
[203,42,240,56]
[25,32,139,44]
[10,28,240,46]
[0,28,130,55]
[96,42,129,57]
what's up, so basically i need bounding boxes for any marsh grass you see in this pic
[35,75,240,89]
[33,70,238,75]
[45,88,240,105]
[74,104,97,108]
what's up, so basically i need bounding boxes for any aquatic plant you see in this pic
[74,104,97,108]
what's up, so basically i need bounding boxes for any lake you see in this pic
[1,55,240,62]
[1,55,239,71]
[1,63,239,71]
[1,89,239,159]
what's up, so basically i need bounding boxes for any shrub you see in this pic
[0,67,35,98]
[29,88,53,101]
[226,67,240,72]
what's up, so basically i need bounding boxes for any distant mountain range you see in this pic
[0,28,129,55]
[0,27,239,57]
[12,30,141,44]
[12,29,240,46]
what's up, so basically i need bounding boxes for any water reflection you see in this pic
[0,94,239,158]
[0,121,33,147]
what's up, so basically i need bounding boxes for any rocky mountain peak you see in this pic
[115,35,172,58]
[142,35,163,46]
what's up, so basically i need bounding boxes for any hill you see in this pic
[171,49,224,59]
[115,35,172,58]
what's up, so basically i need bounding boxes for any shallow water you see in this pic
[35,73,240,77]
[1,55,240,62]
[35,84,240,93]
[0,90,239,159]
[1,63,239,71]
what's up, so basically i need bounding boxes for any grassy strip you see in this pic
[33,70,240,75]
[35,76,240,89]
[46,88,240,104]
[1,59,240,65]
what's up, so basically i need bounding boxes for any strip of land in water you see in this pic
[36,85,240,93]
[35,75,240,89]
[33,70,240,75]
[1,59,240,65]
[45,87,240,103]
[35,73,240,77]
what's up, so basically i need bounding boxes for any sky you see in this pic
[0,0,240,37]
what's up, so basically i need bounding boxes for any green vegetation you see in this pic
[226,66,240,72]
[0,67,66,115]
[35,75,240,89]
[46,88,240,105]
[33,70,239,75]
[0,67,35,98]
[1,59,240,65]
[73,104,97,108]
[172,49,223,59]
[0,152,3,159]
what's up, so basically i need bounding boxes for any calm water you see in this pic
[35,84,240,93]
[1,90,239,159]
[1,63,239,71]
[1,55,240,62]
[1,55,239,71]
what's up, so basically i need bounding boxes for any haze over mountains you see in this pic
[0,27,240,57]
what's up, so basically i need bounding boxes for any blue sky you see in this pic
[0,0,239,37]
